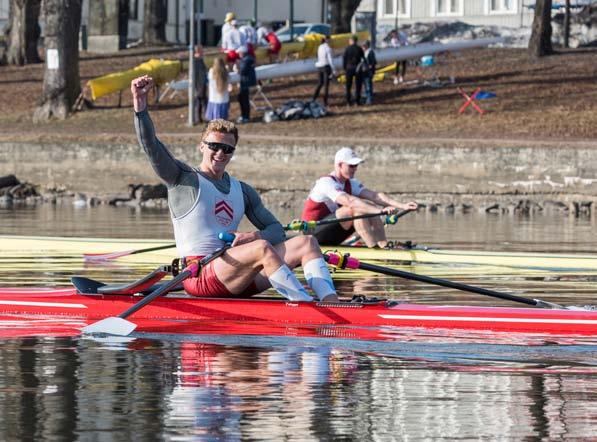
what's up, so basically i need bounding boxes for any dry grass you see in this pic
[1,46,596,146]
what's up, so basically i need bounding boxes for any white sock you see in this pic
[269,265,313,301]
[303,258,337,301]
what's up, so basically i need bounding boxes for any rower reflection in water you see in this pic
[131,75,338,302]
[301,147,418,248]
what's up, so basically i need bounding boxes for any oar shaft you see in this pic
[130,244,176,255]
[118,264,197,319]
[359,261,538,306]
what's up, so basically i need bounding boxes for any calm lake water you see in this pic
[0,205,596,440]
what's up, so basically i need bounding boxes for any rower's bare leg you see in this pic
[354,216,387,248]
[212,239,311,301]
[253,236,338,302]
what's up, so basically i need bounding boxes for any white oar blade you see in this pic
[82,317,137,336]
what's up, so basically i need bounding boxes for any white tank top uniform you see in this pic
[172,173,244,257]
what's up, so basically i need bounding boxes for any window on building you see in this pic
[435,0,461,15]
[382,0,409,17]
[490,0,516,13]
[384,0,394,15]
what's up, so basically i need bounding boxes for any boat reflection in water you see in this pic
[0,327,596,440]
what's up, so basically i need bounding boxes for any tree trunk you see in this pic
[142,0,167,45]
[563,0,571,48]
[4,0,42,65]
[328,0,362,34]
[528,0,554,57]
[33,0,82,123]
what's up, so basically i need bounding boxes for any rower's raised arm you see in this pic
[132,76,186,186]
[241,182,286,245]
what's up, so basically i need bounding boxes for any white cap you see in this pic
[334,147,363,166]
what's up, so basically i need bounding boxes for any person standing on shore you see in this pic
[222,19,244,69]
[193,45,208,122]
[361,40,376,105]
[131,75,339,302]
[237,46,256,124]
[239,20,257,57]
[301,147,418,247]
[205,58,230,121]
[390,28,409,85]
[221,12,235,45]
[263,24,281,63]
[342,35,365,106]
[312,35,336,107]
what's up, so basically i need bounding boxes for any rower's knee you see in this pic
[298,234,320,254]
[252,239,277,260]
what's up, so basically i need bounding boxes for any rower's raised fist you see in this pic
[131,75,154,113]
[131,75,154,96]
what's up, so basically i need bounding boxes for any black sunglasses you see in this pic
[203,141,236,155]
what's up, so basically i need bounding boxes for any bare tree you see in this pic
[328,0,362,34]
[33,0,82,122]
[4,0,42,65]
[142,0,167,45]
[529,0,554,57]
[563,0,571,48]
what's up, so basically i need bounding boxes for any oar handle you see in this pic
[385,209,414,225]
[324,252,558,308]
[286,209,413,232]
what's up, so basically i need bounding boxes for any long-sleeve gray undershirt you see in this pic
[134,109,285,245]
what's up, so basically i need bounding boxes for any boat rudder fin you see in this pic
[71,277,106,294]
[97,267,169,295]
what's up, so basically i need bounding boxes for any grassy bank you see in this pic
[0,46,596,146]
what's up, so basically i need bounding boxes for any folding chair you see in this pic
[457,87,496,115]
[250,82,274,112]
[157,79,189,103]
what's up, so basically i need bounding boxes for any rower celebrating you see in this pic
[301,147,418,247]
[132,75,338,302]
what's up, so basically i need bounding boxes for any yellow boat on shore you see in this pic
[2,235,597,273]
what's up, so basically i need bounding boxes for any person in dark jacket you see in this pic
[361,40,376,105]
[342,35,365,106]
[193,45,208,122]
[237,46,257,124]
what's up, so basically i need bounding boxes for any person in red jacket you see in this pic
[301,147,417,247]
[263,25,281,63]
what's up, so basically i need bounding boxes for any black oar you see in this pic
[285,209,413,232]
[82,244,231,336]
[84,243,176,262]
[324,252,573,310]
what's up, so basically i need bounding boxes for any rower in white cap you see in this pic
[301,147,417,247]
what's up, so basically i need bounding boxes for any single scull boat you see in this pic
[0,284,596,335]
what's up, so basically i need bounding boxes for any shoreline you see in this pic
[2,138,597,216]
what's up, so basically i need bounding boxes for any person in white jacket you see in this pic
[312,36,337,106]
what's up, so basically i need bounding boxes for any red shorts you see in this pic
[268,41,281,55]
[225,49,240,63]
[182,256,261,298]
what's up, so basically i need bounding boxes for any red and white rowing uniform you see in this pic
[172,173,248,297]
[265,32,281,55]
[301,173,364,221]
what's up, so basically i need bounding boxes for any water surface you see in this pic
[0,205,596,440]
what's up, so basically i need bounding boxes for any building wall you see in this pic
[372,0,535,29]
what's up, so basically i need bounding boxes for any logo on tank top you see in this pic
[215,199,234,226]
